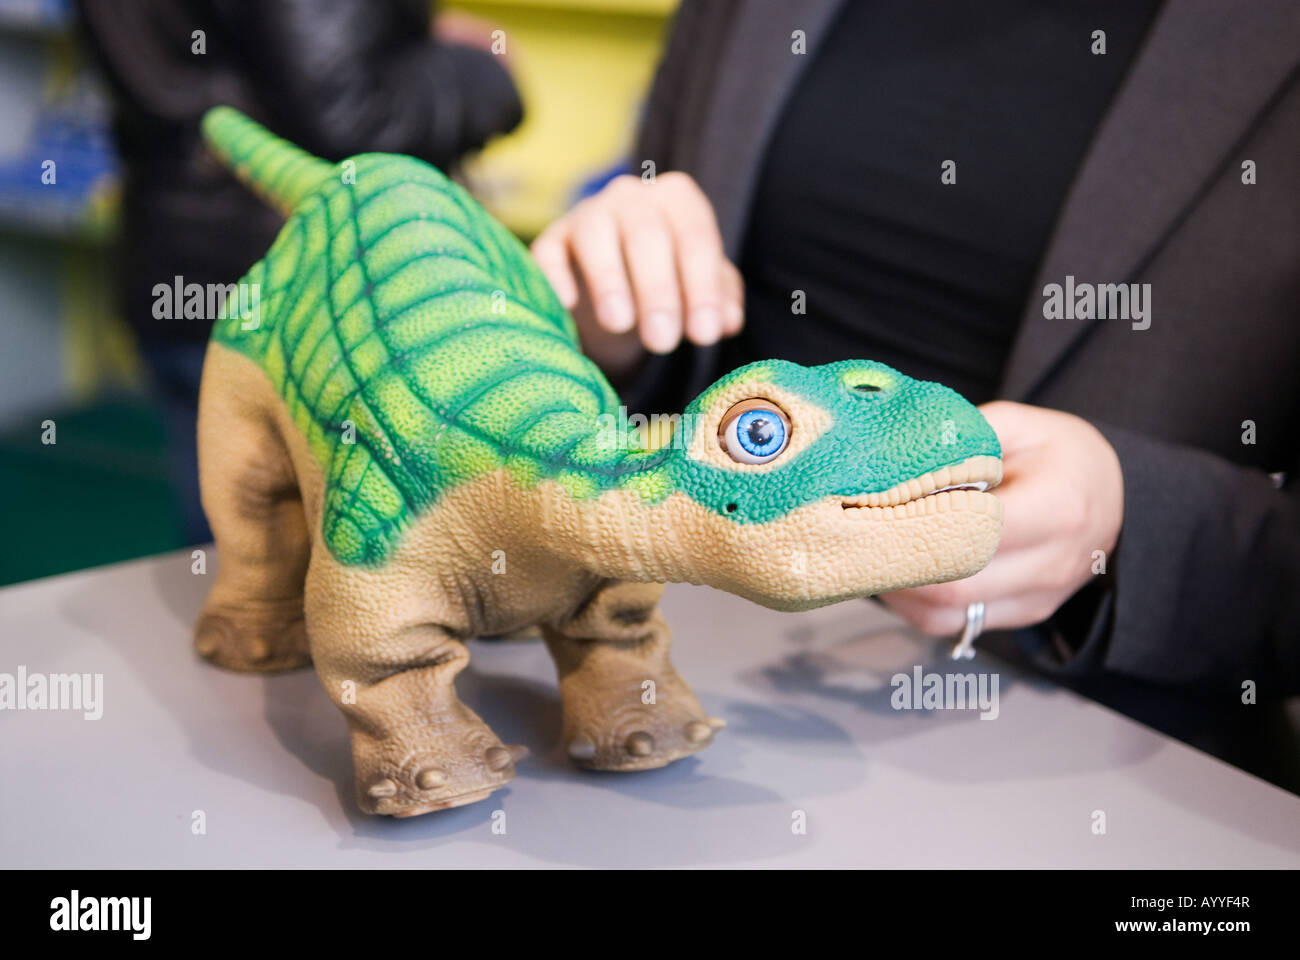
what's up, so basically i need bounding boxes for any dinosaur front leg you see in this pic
[305,561,525,817]
[544,580,724,771]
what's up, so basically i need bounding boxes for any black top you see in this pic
[726,0,1161,404]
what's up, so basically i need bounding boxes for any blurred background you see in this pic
[0,0,675,586]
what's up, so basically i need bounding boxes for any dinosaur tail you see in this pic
[200,106,336,217]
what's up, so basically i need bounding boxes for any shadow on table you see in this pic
[60,553,821,865]
[61,555,1294,865]
[310,661,813,866]
[726,606,1166,784]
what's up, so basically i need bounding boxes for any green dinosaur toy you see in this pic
[193,107,1004,817]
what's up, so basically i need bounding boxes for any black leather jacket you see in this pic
[76,0,522,341]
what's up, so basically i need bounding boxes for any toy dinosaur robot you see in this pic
[194,108,1003,817]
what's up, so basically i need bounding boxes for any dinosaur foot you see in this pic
[194,605,311,673]
[354,722,527,817]
[562,677,724,772]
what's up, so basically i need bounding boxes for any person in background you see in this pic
[75,0,522,543]
[530,0,1300,791]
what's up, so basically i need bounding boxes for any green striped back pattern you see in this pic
[202,108,668,566]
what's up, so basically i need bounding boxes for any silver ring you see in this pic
[950,601,985,660]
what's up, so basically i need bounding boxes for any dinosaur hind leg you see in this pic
[193,343,312,672]
[544,580,724,771]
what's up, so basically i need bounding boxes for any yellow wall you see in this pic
[446,0,677,238]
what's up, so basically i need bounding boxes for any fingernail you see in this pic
[691,306,720,345]
[724,302,743,332]
[643,311,679,354]
[599,294,634,333]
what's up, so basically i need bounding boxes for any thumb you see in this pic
[977,400,1041,457]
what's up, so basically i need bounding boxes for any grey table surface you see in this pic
[1,549,1297,869]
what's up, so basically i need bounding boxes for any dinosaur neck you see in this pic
[533,455,691,585]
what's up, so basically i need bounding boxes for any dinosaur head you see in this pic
[648,359,1003,611]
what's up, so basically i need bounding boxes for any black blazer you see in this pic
[633,0,1300,789]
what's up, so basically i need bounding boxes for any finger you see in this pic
[884,538,1089,614]
[876,590,964,635]
[569,204,637,334]
[719,258,745,335]
[978,401,1043,458]
[879,586,1067,636]
[529,222,579,309]
[984,461,1073,552]
[665,209,727,346]
[612,204,684,354]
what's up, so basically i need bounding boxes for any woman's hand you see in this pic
[530,172,744,378]
[434,9,508,60]
[879,401,1124,634]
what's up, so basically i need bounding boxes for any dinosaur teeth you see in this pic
[932,481,989,494]
[840,489,1004,521]
[839,457,1000,520]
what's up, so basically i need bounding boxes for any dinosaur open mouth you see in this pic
[839,455,1002,520]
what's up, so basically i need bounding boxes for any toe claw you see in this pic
[626,731,655,757]
[247,638,270,661]
[706,716,726,731]
[567,736,596,760]
[367,777,397,799]
[507,744,529,763]
[416,767,446,790]
[684,720,713,743]
[485,746,518,772]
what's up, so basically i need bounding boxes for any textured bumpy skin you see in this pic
[194,108,1005,816]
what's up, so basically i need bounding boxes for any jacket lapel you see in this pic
[692,0,846,258]
[1000,0,1300,401]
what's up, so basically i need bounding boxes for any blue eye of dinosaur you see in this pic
[721,402,790,464]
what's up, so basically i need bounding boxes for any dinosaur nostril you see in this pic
[852,383,882,393]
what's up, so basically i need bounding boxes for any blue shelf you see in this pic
[0,108,119,238]
[0,0,73,35]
